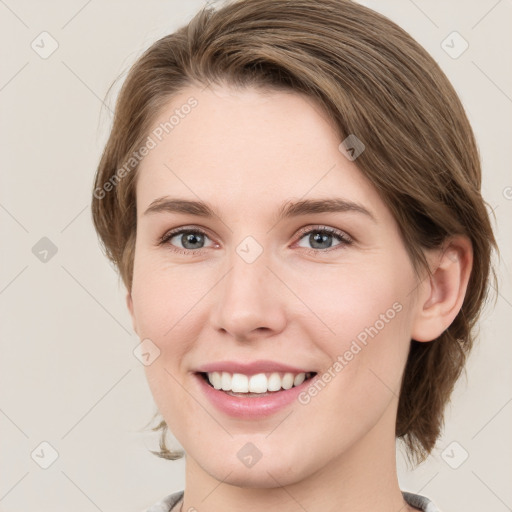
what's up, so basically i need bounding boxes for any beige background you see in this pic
[0,0,510,511]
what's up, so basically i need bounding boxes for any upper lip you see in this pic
[195,360,314,375]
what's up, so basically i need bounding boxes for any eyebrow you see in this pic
[143,196,376,223]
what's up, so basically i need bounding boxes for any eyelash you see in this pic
[158,225,353,256]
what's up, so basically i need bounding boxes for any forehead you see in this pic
[135,83,384,219]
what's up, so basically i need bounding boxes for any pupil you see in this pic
[183,233,203,249]
[311,232,331,249]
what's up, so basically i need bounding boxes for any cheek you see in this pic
[130,262,192,410]
[289,254,413,344]
[130,254,207,340]
[291,256,414,408]
[130,258,217,414]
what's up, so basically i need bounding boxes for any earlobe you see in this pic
[411,236,473,342]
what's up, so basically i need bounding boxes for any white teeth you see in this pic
[205,371,311,394]
[293,373,306,386]
[231,373,249,392]
[211,371,222,390]
[281,373,294,390]
[221,372,231,391]
[267,372,282,392]
[249,373,268,393]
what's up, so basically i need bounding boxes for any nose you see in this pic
[210,247,287,342]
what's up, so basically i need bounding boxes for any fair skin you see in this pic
[127,83,472,512]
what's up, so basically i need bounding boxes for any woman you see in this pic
[91,1,496,510]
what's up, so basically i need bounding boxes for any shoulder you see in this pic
[142,490,184,512]
[402,491,442,512]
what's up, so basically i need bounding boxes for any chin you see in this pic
[208,462,306,489]
[192,441,316,489]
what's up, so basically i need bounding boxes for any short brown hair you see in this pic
[91,0,497,465]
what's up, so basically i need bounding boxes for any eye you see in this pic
[159,227,215,255]
[159,225,353,256]
[294,225,353,254]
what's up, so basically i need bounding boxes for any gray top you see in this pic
[144,490,441,511]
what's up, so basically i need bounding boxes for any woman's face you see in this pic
[128,83,423,487]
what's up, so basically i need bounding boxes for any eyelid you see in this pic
[293,225,353,244]
[291,225,353,255]
[159,224,353,254]
[159,226,216,252]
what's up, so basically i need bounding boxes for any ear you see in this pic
[411,235,473,342]
[126,291,139,335]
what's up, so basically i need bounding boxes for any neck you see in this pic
[180,404,413,512]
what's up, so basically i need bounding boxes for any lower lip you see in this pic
[195,373,312,419]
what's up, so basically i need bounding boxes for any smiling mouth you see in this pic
[198,371,317,397]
